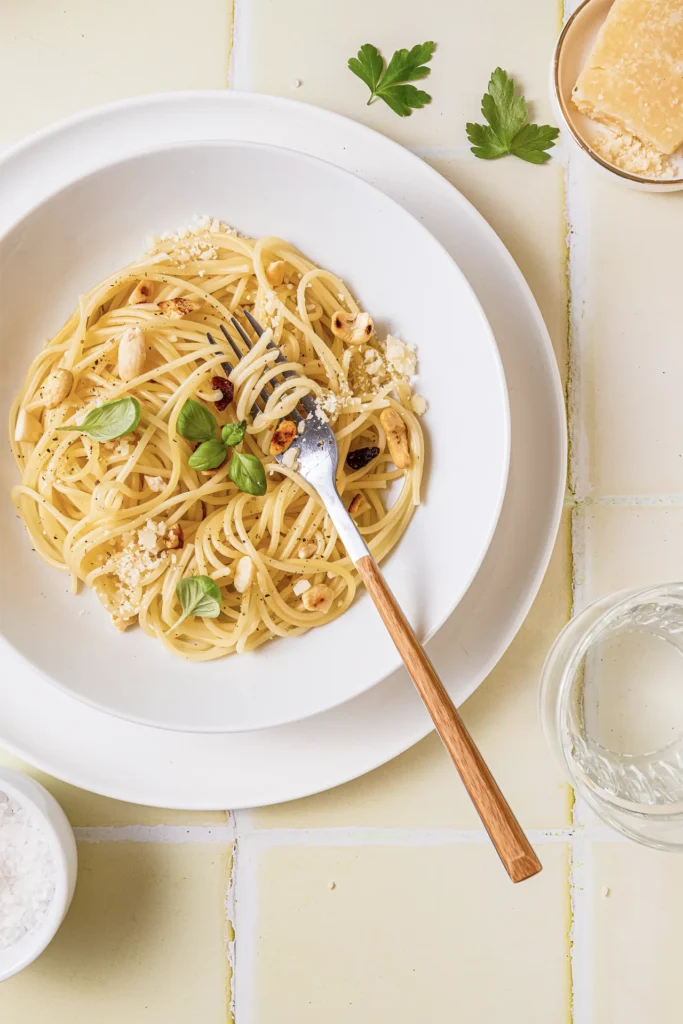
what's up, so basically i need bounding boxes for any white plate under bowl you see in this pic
[0,92,565,808]
[0,140,509,734]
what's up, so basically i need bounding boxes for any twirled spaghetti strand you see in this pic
[10,224,425,660]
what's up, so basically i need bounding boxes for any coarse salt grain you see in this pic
[0,790,56,949]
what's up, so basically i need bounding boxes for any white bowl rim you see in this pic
[0,767,77,982]
[0,136,510,733]
[551,0,683,188]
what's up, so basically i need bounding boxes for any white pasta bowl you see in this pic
[0,767,77,982]
[0,141,509,732]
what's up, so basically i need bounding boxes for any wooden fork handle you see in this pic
[356,555,541,884]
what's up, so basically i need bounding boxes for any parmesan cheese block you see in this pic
[573,0,683,155]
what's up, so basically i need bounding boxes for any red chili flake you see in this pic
[346,446,380,471]
[211,376,234,412]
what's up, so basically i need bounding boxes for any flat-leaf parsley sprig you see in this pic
[466,68,559,164]
[348,41,436,117]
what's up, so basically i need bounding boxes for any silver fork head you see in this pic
[206,311,339,485]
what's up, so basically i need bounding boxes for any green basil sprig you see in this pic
[221,420,247,446]
[177,399,218,443]
[229,449,267,496]
[56,396,141,442]
[166,575,222,635]
[189,439,229,472]
[176,399,265,496]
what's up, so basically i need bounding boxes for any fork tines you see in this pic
[206,311,314,419]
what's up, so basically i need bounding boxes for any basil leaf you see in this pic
[167,575,222,634]
[188,439,228,471]
[177,399,218,443]
[221,420,247,447]
[177,575,222,617]
[56,396,141,441]
[229,450,267,496]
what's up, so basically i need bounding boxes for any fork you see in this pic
[209,311,541,884]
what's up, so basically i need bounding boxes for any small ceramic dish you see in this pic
[0,768,77,982]
[551,0,683,192]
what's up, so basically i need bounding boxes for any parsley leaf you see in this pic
[466,68,559,164]
[348,41,435,117]
[348,44,384,95]
[509,122,562,164]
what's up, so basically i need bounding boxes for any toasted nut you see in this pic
[130,278,154,304]
[165,523,184,549]
[41,368,73,409]
[265,260,286,287]
[144,474,166,493]
[234,555,255,594]
[348,493,368,517]
[297,539,318,559]
[380,408,410,470]
[330,310,374,345]
[14,409,42,442]
[269,419,297,455]
[158,297,200,319]
[112,615,135,631]
[301,583,334,614]
[117,327,147,382]
[292,578,311,597]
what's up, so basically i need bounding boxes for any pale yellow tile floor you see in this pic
[576,181,683,497]
[246,843,570,1023]
[2,0,683,1020]
[591,844,683,1023]
[234,0,558,150]
[0,0,232,144]
[1,843,231,1023]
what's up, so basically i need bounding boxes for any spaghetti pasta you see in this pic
[9,220,425,660]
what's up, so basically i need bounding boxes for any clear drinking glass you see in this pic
[540,583,683,851]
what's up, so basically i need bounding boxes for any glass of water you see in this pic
[541,583,683,851]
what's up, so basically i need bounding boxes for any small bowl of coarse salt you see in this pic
[0,767,77,982]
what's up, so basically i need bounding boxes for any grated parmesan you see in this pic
[385,335,417,379]
[281,446,299,470]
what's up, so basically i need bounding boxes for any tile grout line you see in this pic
[226,840,237,1023]
[562,0,595,1008]
[72,823,237,843]
[232,809,256,1024]
[71,823,625,845]
[575,493,683,507]
[228,0,252,90]
[233,824,628,846]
